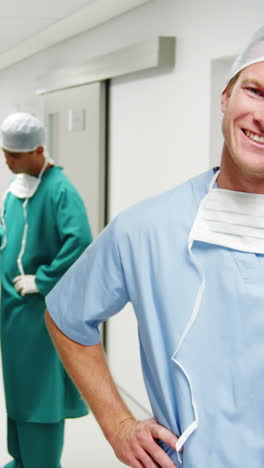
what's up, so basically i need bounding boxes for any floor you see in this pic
[0,368,127,468]
[0,359,150,467]
[0,414,127,467]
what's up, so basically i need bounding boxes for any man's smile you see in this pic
[242,129,264,144]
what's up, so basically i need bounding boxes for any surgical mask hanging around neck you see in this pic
[8,174,41,199]
[189,172,264,254]
[7,157,49,199]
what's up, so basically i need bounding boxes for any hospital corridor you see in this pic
[0,0,264,467]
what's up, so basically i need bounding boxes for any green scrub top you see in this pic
[1,166,92,422]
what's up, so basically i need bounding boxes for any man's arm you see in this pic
[45,309,179,468]
[35,186,92,297]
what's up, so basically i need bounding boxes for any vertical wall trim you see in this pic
[102,79,110,351]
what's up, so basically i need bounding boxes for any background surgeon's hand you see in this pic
[13,275,39,296]
[109,417,180,468]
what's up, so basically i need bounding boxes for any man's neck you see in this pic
[28,154,49,176]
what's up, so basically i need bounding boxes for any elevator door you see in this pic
[44,81,106,238]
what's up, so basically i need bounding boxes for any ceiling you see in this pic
[0,0,150,70]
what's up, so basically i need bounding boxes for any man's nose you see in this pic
[253,118,264,133]
[253,106,264,132]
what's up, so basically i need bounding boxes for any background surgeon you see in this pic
[45,26,264,468]
[0,112,93,468]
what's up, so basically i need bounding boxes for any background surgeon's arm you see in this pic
[45,310,179,468]
[36,187,92,296]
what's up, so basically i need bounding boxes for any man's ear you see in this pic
[36,146,44,154]
[221,87,231,113]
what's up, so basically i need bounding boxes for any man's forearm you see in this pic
[44,309,134,443]
[45,309,179,467]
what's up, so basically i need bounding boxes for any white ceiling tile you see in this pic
[0,0,97,55]
[0,0,96,18]
[0,18,58,54]
[0,0,151,69]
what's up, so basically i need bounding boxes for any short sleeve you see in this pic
[45,216,129,345]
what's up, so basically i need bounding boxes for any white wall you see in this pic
[1,0,264,463]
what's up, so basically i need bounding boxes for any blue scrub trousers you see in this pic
[4,417,65,468]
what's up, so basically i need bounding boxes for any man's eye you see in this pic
[10,153,21,158]
[246,87,264,97]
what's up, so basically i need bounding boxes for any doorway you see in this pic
[44,81,106,238]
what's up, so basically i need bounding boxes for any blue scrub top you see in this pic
[46,169,264,467]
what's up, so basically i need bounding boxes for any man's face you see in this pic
[3,149,37,174]
[221,62,264,178]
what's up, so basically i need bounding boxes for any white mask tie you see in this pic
[1,157,50,272]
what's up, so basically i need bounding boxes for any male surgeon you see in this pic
[45,26,264,467]
[0,112,92,468]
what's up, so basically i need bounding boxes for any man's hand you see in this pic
[45,315,180,468]
[13,275,39,296]
[110,417,180,468]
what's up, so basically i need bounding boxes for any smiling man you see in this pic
[45,26,264,468]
